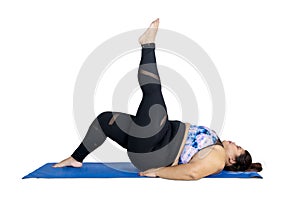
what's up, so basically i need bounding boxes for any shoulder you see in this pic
[177,146,225,180]
[189,145,226,176]
[193,145,226,161]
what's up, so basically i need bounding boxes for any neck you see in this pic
[222,141,230,166]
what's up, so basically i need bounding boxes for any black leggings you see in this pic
[71,43,186,171]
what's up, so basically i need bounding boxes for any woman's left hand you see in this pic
[139,167,164,177]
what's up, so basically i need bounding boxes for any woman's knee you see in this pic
[97,111,115,122]
[97,111,124,127]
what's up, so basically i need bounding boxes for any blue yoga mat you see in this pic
[23,162,262,179]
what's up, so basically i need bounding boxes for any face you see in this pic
[222,140,245,166]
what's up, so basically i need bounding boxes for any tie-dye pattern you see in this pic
[178,125,220,164]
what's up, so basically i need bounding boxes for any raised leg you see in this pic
[53,18,172,168]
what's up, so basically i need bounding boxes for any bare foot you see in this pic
[52,156,82,168]
[139,18,160,45]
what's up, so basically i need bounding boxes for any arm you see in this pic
[158,162,205,180]
[140,146,225,180]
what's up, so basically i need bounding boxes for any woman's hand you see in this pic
[139,167,164,177]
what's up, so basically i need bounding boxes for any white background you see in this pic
[1,0,299,199]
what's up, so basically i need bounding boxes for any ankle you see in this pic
[141,43,156,48]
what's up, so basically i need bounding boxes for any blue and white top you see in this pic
[178,124,222,164]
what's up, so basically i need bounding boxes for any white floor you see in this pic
[1,1,299,199]
[18,176,268,200]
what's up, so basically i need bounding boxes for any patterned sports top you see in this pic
[178,124,223,164]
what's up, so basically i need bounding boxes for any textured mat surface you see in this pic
[23,162,263,179]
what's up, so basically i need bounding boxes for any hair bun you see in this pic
[246,162,263,172]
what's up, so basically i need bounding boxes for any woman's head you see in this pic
[222,140,262,172]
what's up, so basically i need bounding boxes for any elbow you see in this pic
[188,170,202,180]
[188,165,224,181]
[190,175,201,180]
[189,173,202,180]
[187,166,204,180]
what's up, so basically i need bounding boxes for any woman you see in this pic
[53,18,262,180]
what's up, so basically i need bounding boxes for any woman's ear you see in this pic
[229,157,236,165]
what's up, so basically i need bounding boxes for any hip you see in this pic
[170,122,190,166]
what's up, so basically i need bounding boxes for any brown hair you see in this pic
[224,150,263,172]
